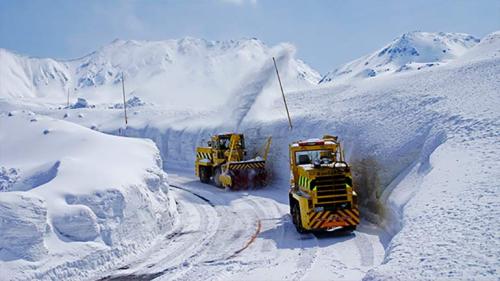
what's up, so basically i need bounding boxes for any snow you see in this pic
[0,112,176,280]
[113,96,146,109]
[0,30,499,280]
[70,97,89,109]
[0,192,48,262]
[0,38,320,111]
[319,31,480,84]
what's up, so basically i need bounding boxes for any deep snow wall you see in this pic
[118,100,439,224]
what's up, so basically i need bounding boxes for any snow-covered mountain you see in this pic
[319,32,480,84]
[0,38,320,107]
[0,49,70,100]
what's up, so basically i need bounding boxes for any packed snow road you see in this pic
[97,168,385,281]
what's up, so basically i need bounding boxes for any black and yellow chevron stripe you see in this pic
[197,152,212,160]
[346,174,353,188]
[227,161,265,170]
[308,208,359,229]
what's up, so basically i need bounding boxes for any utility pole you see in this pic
[121,72,128,126]
[273,57,292,130]
[66,88,70,107]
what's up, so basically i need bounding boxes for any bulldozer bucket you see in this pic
[220,160,267,190]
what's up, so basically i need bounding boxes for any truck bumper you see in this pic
[307,208,359,230]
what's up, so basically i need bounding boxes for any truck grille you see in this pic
[312,174,349,204]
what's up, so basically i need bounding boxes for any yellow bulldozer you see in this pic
[195,133,272,190]
[288,135,359,233]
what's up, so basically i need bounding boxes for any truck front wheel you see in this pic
[292,203,307,234]
[199,167,211,184]
[213,167,223,188]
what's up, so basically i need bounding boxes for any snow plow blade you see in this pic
[219,160,267,190]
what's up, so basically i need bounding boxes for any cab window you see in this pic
[295,150,334,165]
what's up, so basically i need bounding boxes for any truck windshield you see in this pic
[295,150,334,165]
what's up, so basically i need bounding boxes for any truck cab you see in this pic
[289,135,359,233]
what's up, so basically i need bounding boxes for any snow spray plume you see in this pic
[351,156,385,224]
[225,49,290,130]
[223,51,290,130]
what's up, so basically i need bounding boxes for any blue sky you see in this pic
[0,0,498,73]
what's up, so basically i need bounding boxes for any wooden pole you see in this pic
[273,57,292,130]
[121,72,128,126]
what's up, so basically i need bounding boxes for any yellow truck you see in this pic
[288,135,359,233]
[195,133,271,190]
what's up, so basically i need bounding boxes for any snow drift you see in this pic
[0,111,176,280]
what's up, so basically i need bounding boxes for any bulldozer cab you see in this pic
[209,133,245,163]
[211,134,244,150]
[209,134,243,149]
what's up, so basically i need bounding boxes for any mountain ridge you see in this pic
[0,37,320,104]
[319,31,481,84]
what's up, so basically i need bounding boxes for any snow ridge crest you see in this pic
[319,31,481,84]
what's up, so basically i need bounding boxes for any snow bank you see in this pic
[0,192,48,261]
[0,112,176,280]
[365,139,500,280]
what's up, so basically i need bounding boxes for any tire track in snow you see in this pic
[161,188,266,281]
[98,186,220,281]
[354,230,375,267]
[100,171,384,281]
[226,219,262,259]
[247,197,286,255]
[245,195,320,281]
[292,231,320,281]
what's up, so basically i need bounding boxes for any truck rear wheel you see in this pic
[292,203,307,234]
[199,166,210,184]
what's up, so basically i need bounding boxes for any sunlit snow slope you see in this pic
[0,112,176,280]
[319,31,480,84]
[0,38,319,109]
